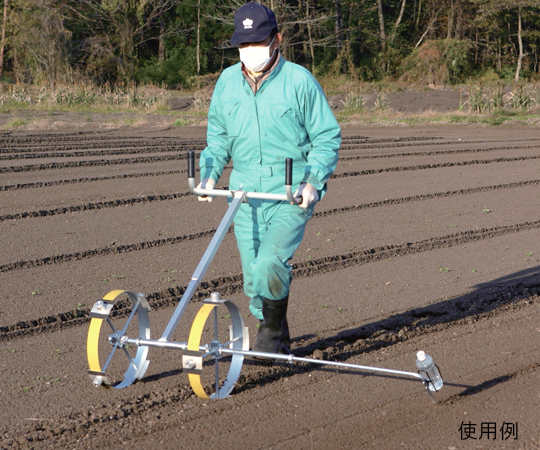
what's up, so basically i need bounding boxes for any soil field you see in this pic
[1,122,540,449]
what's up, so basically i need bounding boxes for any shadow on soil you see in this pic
[138,267,540,398]
[234,266,540,397]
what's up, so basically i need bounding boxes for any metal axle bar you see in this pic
[122,337,219,357]
[221,348,426,382]
[126,336,423,381]
[125,337,188,351]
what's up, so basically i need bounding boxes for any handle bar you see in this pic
[187,150,297,204]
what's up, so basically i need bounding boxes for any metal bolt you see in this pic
[95,300,104,310]
[185,359,196,370]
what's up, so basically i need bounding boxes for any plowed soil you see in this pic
[2,122,540,449]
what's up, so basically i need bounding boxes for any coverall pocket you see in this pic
[223,100,241,127]
[223,100,241,116]
[270,102,301,144]
[223,100,242,148]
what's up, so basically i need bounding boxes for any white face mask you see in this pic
[239,36,276,73]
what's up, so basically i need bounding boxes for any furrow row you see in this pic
[0,134,437,148]
[340,139,540,152]
[1,279,538,449]
[0,145,200,160]
[333,154,540,179]
[0,139,201,153]
[313,178,540,218]
[0,153,188,173]
[0,228,216,272]
[2,140,538,162]
[340,144,540,159]
[2,177,539,225]
[0,169,184,192]
[2,219,539,342]
[3,151,538,177]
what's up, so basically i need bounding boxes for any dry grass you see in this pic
[1,78,540,131]
[0,82,171,112]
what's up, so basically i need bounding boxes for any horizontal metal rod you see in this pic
[125,337,189,351]
[193,187,288,201]
[123,339,424,381]
[188,178,296,203]
[124,337,223,355]
[221,348,425,382]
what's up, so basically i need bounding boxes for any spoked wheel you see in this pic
[184,294,248,399]
[86,290,151,388]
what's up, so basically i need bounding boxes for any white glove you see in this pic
[293,182,319,209]
[196,178,216,202]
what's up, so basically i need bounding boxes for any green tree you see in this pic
[67,0,179,83]
[472,0,539,81]
[8,0,71,86]
[0,0,8,79]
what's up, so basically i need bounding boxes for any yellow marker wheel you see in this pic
[184,296,247,399]
[87,290,151,389]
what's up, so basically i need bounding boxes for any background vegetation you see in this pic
[0,0,539,91]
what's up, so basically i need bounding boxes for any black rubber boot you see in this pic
[252,297,290,355]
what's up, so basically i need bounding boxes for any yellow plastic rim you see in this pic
[186,303,217,398]
[86,289,129,373]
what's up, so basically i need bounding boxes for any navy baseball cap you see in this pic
[231,1,278,46]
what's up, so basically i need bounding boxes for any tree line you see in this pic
[0,0,538,89]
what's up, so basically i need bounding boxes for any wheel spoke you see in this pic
[214,357,220,396]
[213,307,220,395]
[213,307,218,341]
[221,335,241,348]
[106,317,118,334]
[102,344,119,372]
[186,298,245,399]
[87,291,151,390]
[121,297,141,337]
[122,347,138,371]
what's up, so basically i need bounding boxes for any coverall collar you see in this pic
[242,52,284,94]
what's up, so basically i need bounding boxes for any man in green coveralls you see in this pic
[198,1,341,355]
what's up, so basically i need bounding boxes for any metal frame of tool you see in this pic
[86,151,444,401]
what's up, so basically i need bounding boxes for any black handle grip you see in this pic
[188,151,195,178]
[285,158,293,186]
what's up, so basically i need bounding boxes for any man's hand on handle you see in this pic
[197,178,216,202]
[293,182,318,208]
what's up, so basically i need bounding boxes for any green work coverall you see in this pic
[200,56,341,320]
